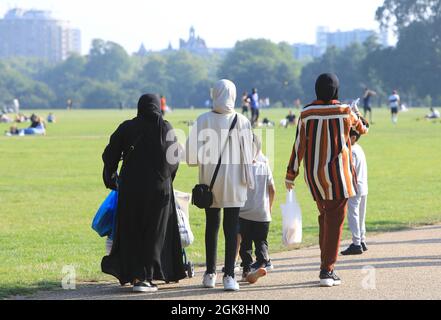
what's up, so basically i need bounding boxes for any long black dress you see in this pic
[101,94,186,285]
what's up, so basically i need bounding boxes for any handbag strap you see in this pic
[209,114,238,191]
[122,131,145,167]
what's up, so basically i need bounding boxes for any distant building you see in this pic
[293,26,390,60]
[135,43,149,56]
[179,26,208,54]
[316,26,389,53]
[293,43,321,60]
[0,8,81,62]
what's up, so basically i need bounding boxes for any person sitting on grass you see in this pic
[286,110,297,128]
[4,124,23,136]
[341,129,369,256]
[5,115,46,136]
[0,113,12,123]
[47,113,56,123]
[22,114,46,135]
[425,107,440,120]
[239,133,276,284]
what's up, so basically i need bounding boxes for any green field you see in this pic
[1,108,440,298]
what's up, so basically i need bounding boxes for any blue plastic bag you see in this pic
[92,191,118,240]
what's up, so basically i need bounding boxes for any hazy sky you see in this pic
[0,0,386,54]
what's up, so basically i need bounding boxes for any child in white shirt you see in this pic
[341,129,369,255]
[239,134,276,283]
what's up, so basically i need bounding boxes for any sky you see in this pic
[0,0,387,54]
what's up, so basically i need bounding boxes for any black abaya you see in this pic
[101,94,186,285]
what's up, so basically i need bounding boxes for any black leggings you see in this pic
[205,208,240,277]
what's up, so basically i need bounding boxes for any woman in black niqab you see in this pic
[101,94,186,292]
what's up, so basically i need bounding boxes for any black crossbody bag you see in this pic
[191,114,238,209]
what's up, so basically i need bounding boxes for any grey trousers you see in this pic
[347,195,368,246]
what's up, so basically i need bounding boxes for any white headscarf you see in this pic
[212,79,236,114]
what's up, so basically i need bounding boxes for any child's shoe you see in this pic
[246,268,267,284]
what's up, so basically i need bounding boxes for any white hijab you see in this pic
[212,79,236,114]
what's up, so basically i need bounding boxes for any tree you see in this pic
[301,44,368,102]
[84,39,131,82]
[0,60,55,109]
[41,54,87,107]
[165,51,210,107]
[374,0,441,105]
[376,0,441,31]
[82,80,122,108]
[218,39,302,106]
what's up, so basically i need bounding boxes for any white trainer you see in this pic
[202,273,217,288]
[223,275,240,291]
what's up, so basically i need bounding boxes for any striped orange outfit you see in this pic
[286,100,369,201]
[286,99,369,272]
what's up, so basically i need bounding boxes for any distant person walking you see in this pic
[242,92,250,118]
[363,88,376,124]
[249,88,260,127]
[389,90,401,124]
[160,95,167,116]
[187,79,255,292]
[13,98,20,114]
[341,129,369,255]
[285,73,369,287]
[101,94,186,293]
[67,99,73,110]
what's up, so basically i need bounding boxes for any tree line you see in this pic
[1,0,439,109]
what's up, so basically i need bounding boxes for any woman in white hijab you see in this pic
[187,79,254,291]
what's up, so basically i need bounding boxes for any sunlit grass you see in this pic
[0,107,440,298]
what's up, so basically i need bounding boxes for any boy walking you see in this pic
[240,134,276,284]
[341,130,369,255]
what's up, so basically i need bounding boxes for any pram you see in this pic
[174,190,195,279]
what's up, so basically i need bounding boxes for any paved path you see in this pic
[18,225,441,300]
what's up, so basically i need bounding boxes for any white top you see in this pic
[430,109,440,118]
[240,153,274,222]
[351,143,368,196]
[187,80,255,208]
[389,94,400,108]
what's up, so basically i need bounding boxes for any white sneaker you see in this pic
[223,275,240,291]
[202,273,217,288]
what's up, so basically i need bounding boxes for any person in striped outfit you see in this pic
[285,73,369,287]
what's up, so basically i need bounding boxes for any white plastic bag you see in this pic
[175,190,194,248]
[281,190,302,246]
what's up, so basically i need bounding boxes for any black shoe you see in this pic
[319,270,342,287]
[361,242,368,252]
[341,244,363,256]
[133,281,158,293]
[251,260,274,271]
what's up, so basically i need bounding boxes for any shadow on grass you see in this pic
[1,281,60,300]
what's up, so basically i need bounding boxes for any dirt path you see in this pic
[16,224,441,300]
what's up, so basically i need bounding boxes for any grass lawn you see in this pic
[1,107,440,298]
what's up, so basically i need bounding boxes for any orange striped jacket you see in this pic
[286,100,369,201]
